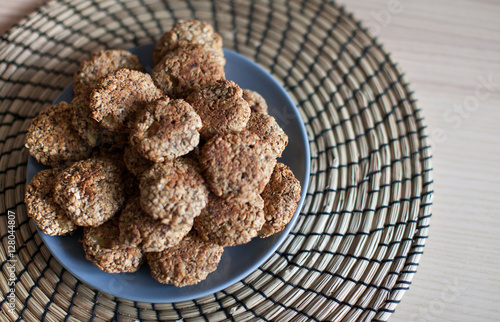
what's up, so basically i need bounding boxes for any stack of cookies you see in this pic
[24,20,302,287]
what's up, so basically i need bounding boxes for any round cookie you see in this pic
[25,102,92,167]
[242,89,268,114]
[194,194,265,246]
[82,216,143,273]
[89,68,163,132]
[246,112,288,157]
[24,168,76,236]
[147,232,224,287]
[119,197,192,252]
[123,145,155,177]
[259,162,302,238]
[73,49,143,95]
[139,159,209,226]
[184,80,251,140]
[152,44,225,98]
[153,19,224,65]
[130,97,202,162]
[54,157,125,227]
[199,130,276,200]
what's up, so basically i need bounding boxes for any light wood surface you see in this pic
[1,1,499,321]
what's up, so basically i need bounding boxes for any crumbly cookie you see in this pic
[199,130,276,200]
[152,44,225,98]
[147,231,224,286]
[82,216,143,273]
[123,145,155,177]
[242,89,268,114]
[130,97,202,162]
[259,162,302,238]
[119,197,192,252]
[194,194,265,246]
[73,49,143,95]
[246,112,288,157]
[89,68,163,132]
[139,159,209,226]
[184,80,251,140]
[153,19,224,65]
[25,102,92,167]
[54,157,125,227]
[24,168,76,236]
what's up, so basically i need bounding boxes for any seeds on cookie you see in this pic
[259,162,302,238]
[199,130,276,201]
[194,194,265,247]
[246,112,288,158]
[153,19,224,66]
[54,157,125,227]
[89,68,163,132]
[152,44,225,98]
[25,102,92,167]
[82,216,143,273]
[24,168,77,236]
[119,197,192,253]
[147,231,224,286]
[242,89,269,114]
[139,159,209,226]
[130,97,202,162]
[184,80,251,141]
[73,49,143,95]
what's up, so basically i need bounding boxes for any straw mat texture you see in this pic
[0,0,433,321]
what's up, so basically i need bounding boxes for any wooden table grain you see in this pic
[1,1,499,321]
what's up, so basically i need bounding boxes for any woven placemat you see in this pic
[0,0,433,321]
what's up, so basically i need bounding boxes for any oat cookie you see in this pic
[139,159,209,226]
[130,97,201,162]
[89,68,163,131]
[54,157,125,227]
[24,168,76,236]
[73,49,143,95]
[25,102,92,167]
[119,197,192,252]
[184,80,251,140]
[153,19,224,65]
[199,130,276,200]
[123,145,155,177]
[194,194,265,246]
[152,44,225,98]
[246,112,288,157]
[242,89,269,114]
[259,162,302,238]
[82,216,143,273]
[147,232,224,286]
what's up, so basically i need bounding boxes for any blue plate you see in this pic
[27,44,310,303]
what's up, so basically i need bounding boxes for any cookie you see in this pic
[89,68,163,132]
[147,232,224,286]
[25,102,92,167]
[130,97,201,162]
[73,49,143,95]
[123,145,155,177]
[242,89,268,114]
[259,162,302,238]
[139,159,209,226]
[199,130,276,200]
[82,216,143,273]
[119,197,192,252]
[152,44,225,98]
[246,112,288,157]
[194,194,265,246]
[54,157,125,227]
[153,19,224,65]
[24,168,76,236]
[184,80,251,140]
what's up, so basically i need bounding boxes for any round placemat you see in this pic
[0,0,433,321]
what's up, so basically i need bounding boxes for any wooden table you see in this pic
[2,1,499,320]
